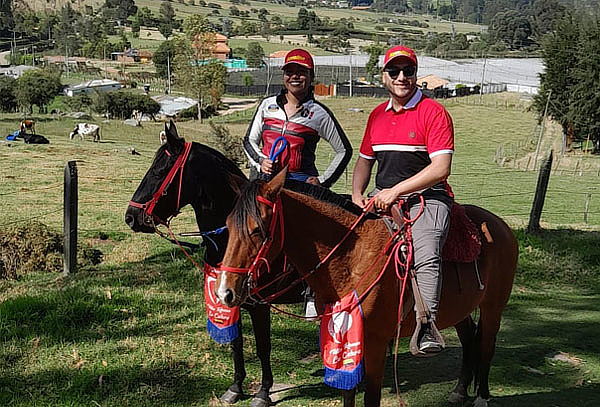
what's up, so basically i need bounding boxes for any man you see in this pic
[243,49,352,188]
[351,45,454,353]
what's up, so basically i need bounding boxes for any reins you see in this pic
[129,142,192,225]
[218,192,425,321]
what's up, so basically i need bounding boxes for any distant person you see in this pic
[351,45,455,354]
[243,49,352,187]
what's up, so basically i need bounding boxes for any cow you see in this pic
[159,130,167,145]
[20,120,36,135]
[69,123,101,142]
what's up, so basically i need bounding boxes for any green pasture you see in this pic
[1,93,600,406]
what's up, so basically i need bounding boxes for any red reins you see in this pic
[129,142,192,225]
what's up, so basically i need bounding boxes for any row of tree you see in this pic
[534,12,600,153]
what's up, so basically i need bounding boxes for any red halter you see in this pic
[218,195,285,288]
[129,142,192,225]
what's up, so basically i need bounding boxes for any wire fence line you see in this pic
[2,165,599,230]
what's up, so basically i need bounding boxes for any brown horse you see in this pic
[216,170,518,407]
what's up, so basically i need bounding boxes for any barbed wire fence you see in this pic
[1,158,599,273]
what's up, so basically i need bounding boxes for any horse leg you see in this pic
[342,388,356,407]
[220,324,246,404]
[472,307,503,407]
[248,303,273,407]
[363,338,388,407]
[449,316,477,404]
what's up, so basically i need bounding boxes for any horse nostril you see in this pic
[125,213,136,228]
[224,289,235,306]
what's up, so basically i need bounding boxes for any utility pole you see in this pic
[167,50,171,94]
[349,55,353,98]
[479,55,487,104]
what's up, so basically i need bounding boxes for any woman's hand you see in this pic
[260,158,277,175]
[306,176,320,185]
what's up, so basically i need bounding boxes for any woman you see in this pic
[243,49,352,188]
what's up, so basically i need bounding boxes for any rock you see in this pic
[69,112,92,120]
[124,119,141,127]
[348,108,364,113]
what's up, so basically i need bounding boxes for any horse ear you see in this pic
[264,166,287,201]
[165,120,184,144]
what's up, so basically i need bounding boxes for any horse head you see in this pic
[216,168,288,307]
[126,120,248,264]
[126,120,189,232]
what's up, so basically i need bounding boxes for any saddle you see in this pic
[386,202,482,356]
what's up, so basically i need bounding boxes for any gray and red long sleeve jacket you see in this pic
[243,90,352,188]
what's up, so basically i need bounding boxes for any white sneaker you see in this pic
[304,299,317,319]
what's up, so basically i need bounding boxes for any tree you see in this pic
[489,10,533,49]
[0,0,14,37]
[533,13,579,143]
[14,69,62,113]
[104,0,137,24]
[567,16,600,153]
[153,40,175,79]
[173,14,226,121]
[54,4,82,54]
[0,76,18,112]
[531,0,566,40]
[364,44,386,82]
[245,42,265,68]
[159,23,173,39]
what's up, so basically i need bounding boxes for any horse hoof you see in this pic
[250,396,272,407]
[220,389,243,404]
[473,396,489,407]
[448,391,465,404]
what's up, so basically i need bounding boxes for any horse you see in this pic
[215,169,518,407]
[125,121,306,407]
[69,123,101,142]
[20,119,35,135]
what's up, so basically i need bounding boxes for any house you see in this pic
[111,49,154,63]
[192,33,231,61]
[0,65,35,78]
[0,51,11,67]
[64,79,122,97]
[417,74,449,90]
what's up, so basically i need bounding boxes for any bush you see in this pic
[208,122,246,166]
[93,91,160,119]
[0,76,18,112]
[178,103,217,119]
[0,222,102,280]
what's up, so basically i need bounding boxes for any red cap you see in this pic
[383,46,418,69]
[282,49,314,70]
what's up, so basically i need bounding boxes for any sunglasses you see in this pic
[384,65,417,79]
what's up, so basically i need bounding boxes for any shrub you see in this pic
[93,91,160,119]
[208,122,246,166]
[0,222,102,280]
[0,76,18,112]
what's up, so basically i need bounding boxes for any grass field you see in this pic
[1,93,600,406]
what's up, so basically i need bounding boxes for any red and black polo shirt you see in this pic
[359,89,454,199]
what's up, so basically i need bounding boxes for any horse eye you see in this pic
[250,227,262,237]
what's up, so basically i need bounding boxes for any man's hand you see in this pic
[260,158,277,175]
[306,176,320,185]
[373,188,400,211]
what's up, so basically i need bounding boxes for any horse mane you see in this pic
[232,178,377,242]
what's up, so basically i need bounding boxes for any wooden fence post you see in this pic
[584,193,591,224]
[64,160,78,274]
[527,151,553,234]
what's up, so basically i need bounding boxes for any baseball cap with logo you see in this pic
[383,46,418,69]
[282,49,314,70]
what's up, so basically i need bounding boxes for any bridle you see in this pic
[129,142,192,226]
[218,195,285,291]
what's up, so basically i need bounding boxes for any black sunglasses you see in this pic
[384,65,417,79]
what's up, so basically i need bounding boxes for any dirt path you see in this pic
[220,97,258,115]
